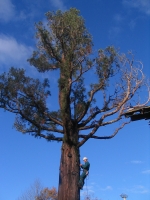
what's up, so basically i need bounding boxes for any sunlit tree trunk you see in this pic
[57,60,81,199]
[58,141,80,200]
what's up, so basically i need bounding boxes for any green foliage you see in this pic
[96,46,120,88]
[0,67,51,134]
[28,8,92,74]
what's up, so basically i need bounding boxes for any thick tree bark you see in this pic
[58,142,80,200]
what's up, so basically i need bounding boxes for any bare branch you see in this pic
[44,41,61,63]
[71,58,93,84]
[78,110,100,129]
[77,82,105,123]
[41,125,64,133]
[79,124,95,131]
[78,94,113,129]
[44,112,63,126]
[78,120,130,147]
[34,132,63,142]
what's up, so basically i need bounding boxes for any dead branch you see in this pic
[78,120,130,142]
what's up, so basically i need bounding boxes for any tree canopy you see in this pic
[0,8,149,145]
[0,8,149,200]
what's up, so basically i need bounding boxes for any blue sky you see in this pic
[0,0,150,200]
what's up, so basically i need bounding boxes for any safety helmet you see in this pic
[83,157,88,161]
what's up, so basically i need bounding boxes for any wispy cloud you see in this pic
[99,185,113,191]
[109,13,124,42]
[128,185,149,194]
[0,0,34,23]
[81,185,107,200]
[129,19,137,30]
[131,160,143,164]
[83,185,95,193]
[0,35,33,67]
[81,183,113,198]
[49,0,67,11]
[0,0,15,22]
[113,14,124,23]
[123,0,150,16]
[80,185,95,198]
[142,169,150,174]
[109,26,122,40]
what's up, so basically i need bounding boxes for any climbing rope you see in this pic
[85,173,89,199]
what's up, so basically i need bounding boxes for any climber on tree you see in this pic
[78,157,90,189]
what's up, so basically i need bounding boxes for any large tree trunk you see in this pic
[58,142,80,200]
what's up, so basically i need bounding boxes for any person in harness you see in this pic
[78,157,90,190]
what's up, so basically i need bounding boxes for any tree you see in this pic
[0,8,150,200]
[17,180,42,200]
[17,180,57,200]
[36,187,58,200]
[36,187,57,200]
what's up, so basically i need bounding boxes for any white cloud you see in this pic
[142,169,150,174]
[0,35,33,67]
[50,0,67,11]
[0,0,32,23]
[80,185,95,198]
[123,0,150,16]
[81,183,113,199]
[0,0,15,22]
[129,185,149,194]
[131,160,143,164]
[100,185,113,191]
[90,182,96,185]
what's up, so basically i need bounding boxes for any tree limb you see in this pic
[77,82,105,123]
[33,131,63,141]
[78,120,130,147]
[45,112,63,126]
